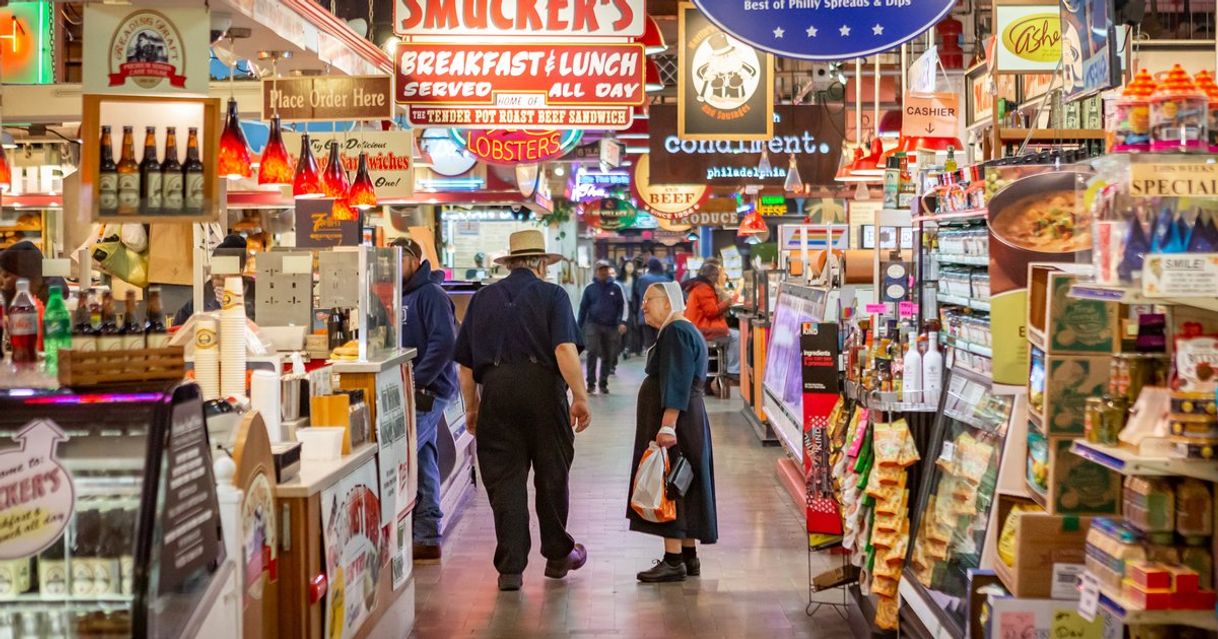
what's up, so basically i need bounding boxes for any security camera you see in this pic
[210,13,232,45]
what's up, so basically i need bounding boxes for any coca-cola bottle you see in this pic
[9,278,38,365]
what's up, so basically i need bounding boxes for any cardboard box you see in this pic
[1027,265,1119,354]
[985,595,1104,638]
[1027,429,1122,516]
[992,494,1092,598]
[1028,347,1111,437]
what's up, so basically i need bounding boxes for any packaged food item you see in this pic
[1123,477,1175,533]
[1194,70,1218,152]
[1181,540,1213,588]
[1175,479,1213,537]
[1150,64,1208,153]
[1085,517,1147,591]
[997,503,1041,566]
[1111,69,1156,152]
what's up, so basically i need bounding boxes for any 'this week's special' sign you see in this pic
[283,131,415,200]
[691,0,955,61]
[394,0,644,37]
[1129,163,1218,198]
[396,43,643,129]
[262,75,393,122]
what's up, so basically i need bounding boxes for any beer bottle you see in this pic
[161,127,184,213]
[122,290,142,350]
[183,127,205,213]
[72,289,97,352]
[98,126,118,215]
[139,127,162,214]
[144,286,168,348]
[98,289,123,351]
[116,126,139,215]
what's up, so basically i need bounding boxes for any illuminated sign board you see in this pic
[631,153,709,220]
[449,129,582,166]
[393,0,645,38]
[757,195,789,216]
[0,2,53,85]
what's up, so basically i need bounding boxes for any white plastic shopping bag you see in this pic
[630,442,676,523]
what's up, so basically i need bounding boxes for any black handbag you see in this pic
[666,454,694,499]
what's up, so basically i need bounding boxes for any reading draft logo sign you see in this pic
[108,10,187,89]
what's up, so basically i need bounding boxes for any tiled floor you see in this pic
[410,358,855,639]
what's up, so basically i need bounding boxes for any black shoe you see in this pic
[498,574,523,591]
[599,385,609,395]
[544,543,587,579]
[637,559,686,583]
[587,384,596,395]
[684,556,701,577]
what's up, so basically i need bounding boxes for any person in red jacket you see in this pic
[683,262,739,394]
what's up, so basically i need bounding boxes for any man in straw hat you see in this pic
[454,229,591,592]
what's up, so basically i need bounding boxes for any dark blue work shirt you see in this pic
[454,268,582,383]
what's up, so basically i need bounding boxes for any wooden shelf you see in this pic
[998,128,1106,142]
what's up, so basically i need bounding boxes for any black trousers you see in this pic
[584,323,619,387]
[476,363,576,575]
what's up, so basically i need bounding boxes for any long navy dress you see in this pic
[627,319,719,543]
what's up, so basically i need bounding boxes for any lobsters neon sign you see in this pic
[449,129,582,166]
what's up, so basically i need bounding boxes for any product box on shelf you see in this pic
[1027,428,1122,516]
[1026,265,1119,354]
[1028,346,1111,437]
[984,594,1106,638]
[992,494,1093,599]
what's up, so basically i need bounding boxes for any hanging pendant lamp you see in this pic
[0,145,11,193]
[258,115,294,186]
[645,60,664,92]
[784,155,804,193]
[850,137,885,177]
[218,98,253,179]
[347,151,377,210]
[322,140,354,220]
[292,133,323,198]
[757,148,772,174]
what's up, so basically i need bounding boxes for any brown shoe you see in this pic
[544,543,587,579]
[413,543,441,563]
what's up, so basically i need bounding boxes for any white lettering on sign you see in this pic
[394,0,645,38]
[663,134,830,155]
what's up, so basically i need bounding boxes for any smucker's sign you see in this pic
[394,0,644,37]
[84,6,209,95]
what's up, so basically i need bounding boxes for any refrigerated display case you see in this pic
[903,367,1016,636]
[0,383,231,639]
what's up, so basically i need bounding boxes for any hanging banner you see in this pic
[631,153,710,220]
[283,131,415,200]
[1060,0,1119,100]
[650,104,843,186]
[83,5,210,96]
[799,322,843,541]
[394,0,644,38]
[396,42,643,130]
[691,0,953,61]
[320,459,383,639]
[902,93,960,139]
[678,3,774,141]
[995,5,1062,72]
[0,2,54,85]
[449,129,582,166]
[262,75,393,122]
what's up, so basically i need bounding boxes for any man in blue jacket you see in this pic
[392,237,458,563]
[577,260,625,395]
[633,257,671,350]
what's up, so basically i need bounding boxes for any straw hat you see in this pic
[494,229,563,265]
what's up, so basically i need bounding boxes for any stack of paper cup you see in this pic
[220,276,247,399]
[250,370,284,443]
[194,316,220,400]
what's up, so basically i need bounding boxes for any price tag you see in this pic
[1052,563,1086,600]
[938,440,956,463]
[899,301,916,318]
[1077,572,1100,622]
[865,303,887,315]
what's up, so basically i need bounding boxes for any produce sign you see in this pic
[689,0,954,61]
[397,42,643,129]
[631,153,709,219]
[393,0,644,38]
[449,129,582,165]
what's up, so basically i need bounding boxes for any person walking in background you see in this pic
[618,258,643,359]
[685,261,740,396]
[634,257,671,351]
[455,230,591,592]
[577,260,625,394]
[607,265,630,377]
[628,281,718,582]
[391,237,458,564]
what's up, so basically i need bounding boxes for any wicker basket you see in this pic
[58,347,186,388]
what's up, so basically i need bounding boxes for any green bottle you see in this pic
[43,285,71,375]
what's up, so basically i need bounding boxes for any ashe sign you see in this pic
[396,43,643,129]
[996,5,1061,71]
[394,0,644,38]
[649,104,843,186]
[262,75,393,122]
